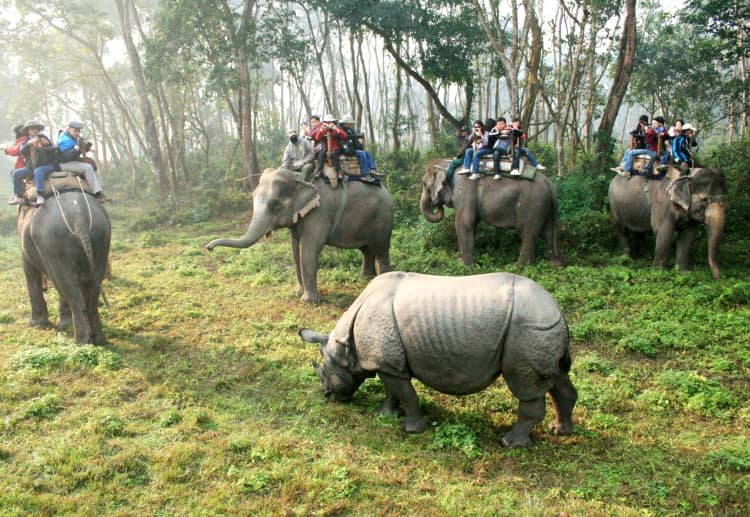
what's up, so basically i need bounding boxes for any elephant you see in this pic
[206,168,393,302]
[299,271,578,448]
[421,160,564,266]
[608,167,727,279]
[18,190,111,344]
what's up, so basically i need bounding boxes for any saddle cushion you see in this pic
[23,171,93,200]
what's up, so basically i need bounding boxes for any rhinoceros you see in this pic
[299,271,578,447]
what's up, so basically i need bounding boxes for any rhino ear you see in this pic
[330,336,352,367]
[299,328,328,345]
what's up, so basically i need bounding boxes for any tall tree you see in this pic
[595,0,637,166]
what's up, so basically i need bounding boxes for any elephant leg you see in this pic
[22,259,51,328]
[675,226,697,273]
[360,246,376,277]
[87,286,105,345]
[614,222,632,257]
[653,228,673,268]
[58,299,72,331]
[299,237,325,303]
[629,231,646,259]
[375,248,391,275]
[548,373,578,436]
[455,215,477,266]
[290,234,303,297]
[503,398,546,448]
[377,372,425,433]
[64,286,94,344]
[517,229,538,265]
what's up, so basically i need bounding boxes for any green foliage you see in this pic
[14,342,121,371]
[710,441,750,472]
[655,370,737,417]
[18,393,62,420]
[430,421,480,458]
[130,187,251,231]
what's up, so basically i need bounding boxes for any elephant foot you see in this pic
[300,291,322,303]
[57,318,72,331]
[361,268,376,278]
[501,430,532,448]
[401,416,426,434]
[29,317,52,329]
[548,420,573,436]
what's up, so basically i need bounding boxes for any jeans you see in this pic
[463,148,492,173]
[12,166,32,196]
[34,164,56,193]
[446,158,463,182]
[621,149,656,172]
[354,150,376,174]
[513,147,539,169]
[493,149,511,175]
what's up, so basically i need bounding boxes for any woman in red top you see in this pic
[1,124,28,170]
[8,121,45,205]
[313,114,347,178]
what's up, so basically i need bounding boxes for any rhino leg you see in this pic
[377,372,425,433]
[376,390,400,417]
[502,398,546,448]
[548,373,577,435]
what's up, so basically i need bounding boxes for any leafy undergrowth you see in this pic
[0,200,748,516]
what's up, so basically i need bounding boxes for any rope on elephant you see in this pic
[50,177,94,235]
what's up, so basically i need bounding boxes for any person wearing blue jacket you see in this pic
[58,121,105,201]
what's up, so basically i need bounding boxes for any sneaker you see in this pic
[31,196,45,207]
[536,164,546,170]
[610,167,622,173]
[8,194,24,205]
[458,168,471,175]
[493,174,501,180]
[510,169,520,175]
[95,192,108,203]
[469,173,481,180]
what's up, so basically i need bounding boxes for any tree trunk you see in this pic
[115,0,170,197]
[595,0,637,167]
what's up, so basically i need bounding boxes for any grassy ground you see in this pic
[0,193,748,516]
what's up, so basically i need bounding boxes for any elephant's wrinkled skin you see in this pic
[421,160,564,266]
[206,168,393,302]
[300,271,578,448]
[18,192,111,344]
[608,167,727,278]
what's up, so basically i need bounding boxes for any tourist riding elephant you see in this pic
[206,168,393,302]
[299,271,578,448]
[18,191,111,344]
[608,167,727,279]
[421,160,564,265]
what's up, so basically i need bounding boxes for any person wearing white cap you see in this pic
[281,127,315,181]
[673,123,698,171]
[58,121,106,201]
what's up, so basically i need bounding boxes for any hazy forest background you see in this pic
[1,0,749,515]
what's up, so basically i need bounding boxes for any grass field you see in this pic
[0,189,748,516]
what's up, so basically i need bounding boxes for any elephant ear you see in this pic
[668,176,692,212]
[431,167,448,205]
[292,179,321,223]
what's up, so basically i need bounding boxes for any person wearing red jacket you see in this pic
[2,123,28,170]
[313,114,347,178]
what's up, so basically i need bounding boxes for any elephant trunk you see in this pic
[705,201,725,280]
[206,201,273,251]
[420,188,444,223]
